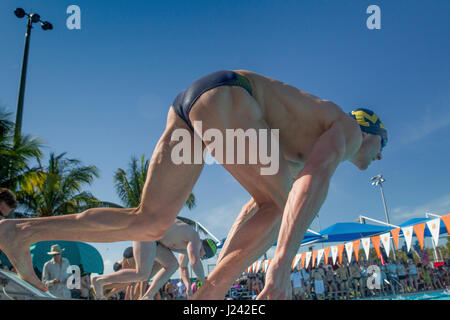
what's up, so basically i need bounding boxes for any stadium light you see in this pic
[370,174,396,259]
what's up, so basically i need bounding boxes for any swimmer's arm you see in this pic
[271,119,354,278]
[186,237,206,282]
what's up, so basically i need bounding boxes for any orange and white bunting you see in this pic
[401,226,414,252]
[331,246,338,265]
[391,228,401,249]
[442,214,450,234]
[337,244,345,264]
[305,251,312,269]
[371,235,381,258]
[361,237,371,260]
[426,218,441,246]
[292,254,302,271]
[324,247,330,264]
[352,239,360,262]
[345,242,353,263]
[301,252,306,269]
[317,249,324,265]
[413,223,426,250]
[380,232,391,257]
[257,260,263,273]
[312,251,317,268]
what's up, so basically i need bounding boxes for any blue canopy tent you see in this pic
[314,222,394,243]
[0,241,104,275]
[216,231,323,249]
[30,241,104,274]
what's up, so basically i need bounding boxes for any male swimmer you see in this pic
[91,219,216,299]
[0,70,387,299]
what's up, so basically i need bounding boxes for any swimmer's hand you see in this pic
[256,261,292,300]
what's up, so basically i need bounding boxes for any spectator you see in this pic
[407,260,419,292]
[177,280,187,299]
[386,258,400,293]
[396,260,408,293]
[191,280,198,294]
[336,262,350,300]
[418,263,433,290]
[164,281,176,300]
[290,267,303,300]
[301,267,312,299]
[324,264,338,300]
[427,264,443,290]
[359,260,370,297]
[42,244,72,299]
[311,263,326,300]
[349,261,364,298]
[79,265,91,300]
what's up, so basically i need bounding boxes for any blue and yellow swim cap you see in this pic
[202,238,217,259]
[349,108,388,149]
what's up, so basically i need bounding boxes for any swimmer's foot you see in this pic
[0,220,47,292]
[91,276,106,300]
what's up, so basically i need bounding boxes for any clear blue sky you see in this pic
[1,0,449,275]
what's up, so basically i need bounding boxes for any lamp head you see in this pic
[14,8,26,18]
[30,13,41,23]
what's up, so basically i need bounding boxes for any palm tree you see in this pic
[0,107,44,191]
[114,154,196,209]
[15,152,101,217]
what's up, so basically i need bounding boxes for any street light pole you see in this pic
[14,16,33,143]
[13,8,53,144]
[371,174,396,260]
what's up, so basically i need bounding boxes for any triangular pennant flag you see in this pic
[380,232,391,258]
[331,246,338,265]
[305,251,312,269]
[337,244,345,264]
[371,235,381,258]
[301,253,305,269]
[257,260,263,273]
[401,226,414,252]
[361,238,371,260]
[352,239,360,262]
[345,242,353,263]
[292,254,301,271]
[312,251,317,268]
[426,218,441,247]
[324,247,330,265]
[391,228,401,249]
[413,223,426,250]
[442,214,450,234]
[317,249,324,265]
[262,260,267,273]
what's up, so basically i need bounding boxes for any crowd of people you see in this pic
[226,257,450,300]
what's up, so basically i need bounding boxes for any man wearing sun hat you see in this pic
[42,244,72,299]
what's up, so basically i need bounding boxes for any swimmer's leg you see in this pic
[189,86,292,299]
[0,108,204,291]
[140,245,178,300]
[92,241,156,299]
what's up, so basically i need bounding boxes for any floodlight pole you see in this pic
[14,17,33,143]
[371,174,396,260]
[14,8,53,144]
